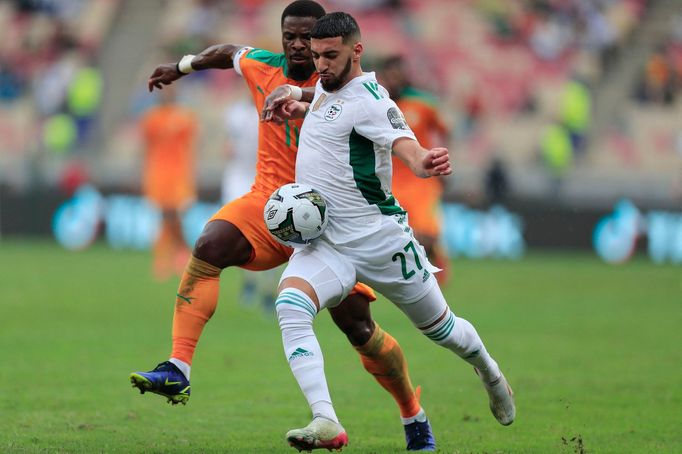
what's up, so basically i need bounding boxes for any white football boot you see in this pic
[286,417,348,452]
[477,369,516,426]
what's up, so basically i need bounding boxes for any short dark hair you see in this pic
[310,12,361,44]
[380,55,404,71]
[281,0,326,26]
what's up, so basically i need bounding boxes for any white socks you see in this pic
[276,288,338,424]
[421,311,501,383]
[169,358,191,380]
[401,408,427,425]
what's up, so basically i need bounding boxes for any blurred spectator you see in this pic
[528,10,574,61]
[477,0,522,43]
[0,63,23,102]
[43,112,77,154]
[559,77,592,154]
[33,50,81,116]
[462,83,484,138]
[578,1,618,70]
[485,157,510,206]
[67,64,102,143]
[220,96,258,205]
[139,86,197,281]
[540,122,573,196]
[649,46,675,104]
[221,96,282,316]
[220,95,279,312]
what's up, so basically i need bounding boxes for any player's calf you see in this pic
[404,288,515,426]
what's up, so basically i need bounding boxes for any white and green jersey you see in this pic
[296,72,416,244]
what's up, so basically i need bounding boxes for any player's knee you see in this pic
[275,289,316,331]
[193,232,232,268]
[193,220,252,268]
[341,320,374,346]
[330,295,374,346]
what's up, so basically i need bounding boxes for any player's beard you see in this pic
[320,56,352,92]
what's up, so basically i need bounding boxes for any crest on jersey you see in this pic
[387,107,409,130]
[324,104,343,121]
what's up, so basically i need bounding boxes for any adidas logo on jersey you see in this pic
[288,347,314,361]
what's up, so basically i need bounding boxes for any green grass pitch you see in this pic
[1,240,680,453]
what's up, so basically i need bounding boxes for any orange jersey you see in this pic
[391,87,448,236]
[141,104,197,209]
[237,48,318,196]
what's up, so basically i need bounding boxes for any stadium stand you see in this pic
[0,0,120,190]
[1,0,680,208]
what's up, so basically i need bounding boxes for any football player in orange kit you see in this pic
[129,1,435,450]
[140,85,196,280]
[379,55,450,285]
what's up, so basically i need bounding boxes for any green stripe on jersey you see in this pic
[348,128,405,215]
[362,81,383,100]
[244,49,289,77]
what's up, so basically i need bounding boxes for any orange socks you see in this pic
[171,255,222,365]
[355,324,421,418]
[153,218,190,281]
[152,220,175,280]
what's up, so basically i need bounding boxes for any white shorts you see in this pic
[281,214,439,310]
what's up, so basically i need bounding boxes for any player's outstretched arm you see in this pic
[148,44,246,92]
[393,138,452,178]
[261,85,315,122]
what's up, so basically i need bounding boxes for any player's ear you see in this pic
[352,42,363,62]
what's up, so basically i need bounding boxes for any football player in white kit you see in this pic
[265,12,515,452]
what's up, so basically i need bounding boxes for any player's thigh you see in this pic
[209,191,291,271]
[351,215,438,305]
[281,239,355,310]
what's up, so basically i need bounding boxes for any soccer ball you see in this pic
[264,183,328,247]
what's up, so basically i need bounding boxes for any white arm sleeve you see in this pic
[354,87,416,149]
[232,47,253,76]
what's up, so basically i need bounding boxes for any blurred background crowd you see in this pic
[0,0,680,254]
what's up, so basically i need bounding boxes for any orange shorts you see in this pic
[145,184,195,211]
[209,190,376,302]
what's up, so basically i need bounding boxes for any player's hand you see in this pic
[265,100,308,124]
[423,147,452,176]
[261,85,297,122]
[148,63,184,92]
